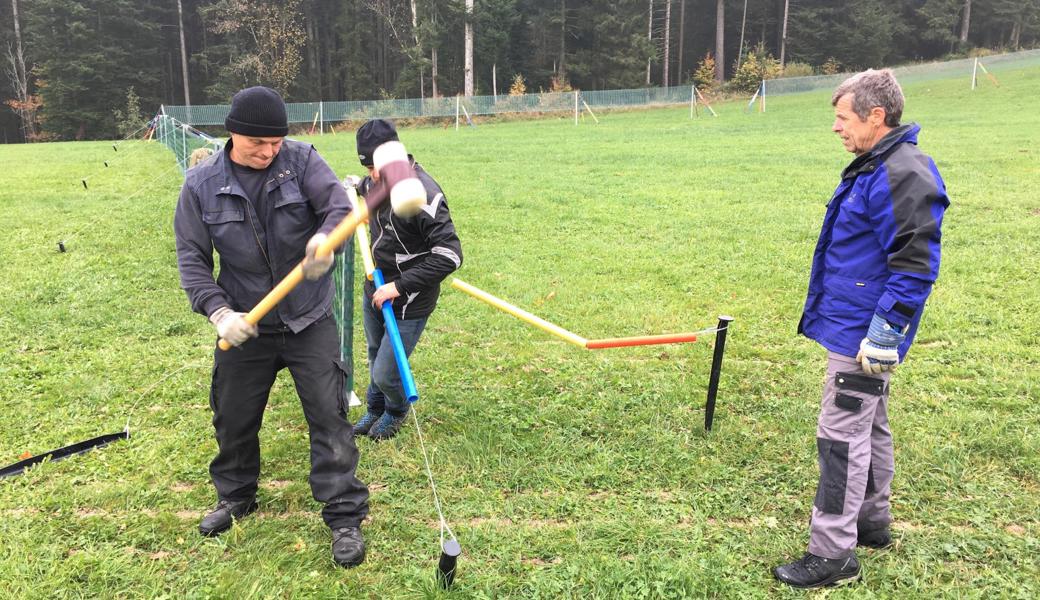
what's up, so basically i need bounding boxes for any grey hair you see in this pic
[831,69,904,127]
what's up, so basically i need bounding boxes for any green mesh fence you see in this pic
[162,48,1040,127]
[152,114,223,173]
[763,48,1040,96]
[154,113,358,405]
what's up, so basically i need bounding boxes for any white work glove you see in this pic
[856,314,905,374]
[343,175,362,189]
[210,307,258,347]
[302,232,334,281]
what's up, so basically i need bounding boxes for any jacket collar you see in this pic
[214,138,286,198]
[841,123,920,180]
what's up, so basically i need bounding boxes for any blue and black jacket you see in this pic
[799,124,949,359]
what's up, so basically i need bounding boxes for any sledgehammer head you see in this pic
[371,141,426,217]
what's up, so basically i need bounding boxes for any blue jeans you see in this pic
[362,297,428,417]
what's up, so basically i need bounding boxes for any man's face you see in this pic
[366,165,379,182]
[229,133,284,169]
[832,94,884,156]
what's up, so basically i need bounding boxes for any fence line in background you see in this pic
[162,48,1040,128]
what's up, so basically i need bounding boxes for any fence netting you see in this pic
[161,49,1040,128]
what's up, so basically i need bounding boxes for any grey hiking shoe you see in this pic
[858,527,892,549]
[368,411,408,441]
[352,411,383,436]
[773,552,860,589]
[198,498,258,537]
[331,526,366,568]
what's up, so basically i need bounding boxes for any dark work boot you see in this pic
[858,527,893,549]
[331,526,366,568]
[368,411,408,441]
[352,411,383,436]
[198,498,258,537]
[773,552,860,589]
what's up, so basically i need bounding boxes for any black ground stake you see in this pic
[0,430,129,479]
[57,241,66,252]
[437,538,462,589]
[704,315,734,432]
[81,179,88,190]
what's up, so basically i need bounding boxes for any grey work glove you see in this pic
[210,306,258,347]
[301,232,334,281]
[856,314,906,375]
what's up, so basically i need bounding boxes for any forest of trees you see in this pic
[2,0,1038,142]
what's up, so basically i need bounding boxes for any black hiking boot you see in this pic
[198,498,258,537]
[858,527,893,549]
[352,411,383,436]
[331,526,366,568]
[368,411,409,441]
[773,552,860,589]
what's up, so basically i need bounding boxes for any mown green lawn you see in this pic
[1,65,1038,599]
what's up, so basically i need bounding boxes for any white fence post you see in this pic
[574,91,579,125]
[972,57,978,90]
[455,95,460,130]
[319,101,324,135]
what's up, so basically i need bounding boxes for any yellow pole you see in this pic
[345,185,376,280]
[451,278,588,348]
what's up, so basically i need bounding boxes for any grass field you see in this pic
[1,64,1038,599]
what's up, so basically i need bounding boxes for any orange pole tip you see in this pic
[585,332,698,350]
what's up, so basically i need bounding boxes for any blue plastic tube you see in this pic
[372,268,419,403]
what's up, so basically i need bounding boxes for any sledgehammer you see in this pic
[218,141,425,351]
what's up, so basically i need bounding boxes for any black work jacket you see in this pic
[174,139,350,332]
[358,161,463,320]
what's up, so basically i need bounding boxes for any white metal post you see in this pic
[761,80,766,113]
[319,101,324,135]
[455,95,460,130]
[972,57,978,90]
[574,91,579,125]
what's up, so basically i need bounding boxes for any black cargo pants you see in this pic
[208,315,369,529]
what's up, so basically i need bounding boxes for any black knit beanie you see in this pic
[225,86,289,137]
[356,119,399,166]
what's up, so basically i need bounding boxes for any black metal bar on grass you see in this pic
[704,316,734,432]
[0,430,129,479]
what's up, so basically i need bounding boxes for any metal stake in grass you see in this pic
[437,538,462,588]
[704,316,734,432]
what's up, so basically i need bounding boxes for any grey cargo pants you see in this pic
[809,351,893,559]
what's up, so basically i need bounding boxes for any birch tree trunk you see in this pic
[779,0,790,69]
[663,0,671,87]
[677,0,685,84]
[176,0,191,106]
[959,0,971,45]
[8,0,37,141]
[646,0,653,86]
[714,0,724,82]
[464,0,474,96]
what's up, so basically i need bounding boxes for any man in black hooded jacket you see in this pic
[349,119,463,440]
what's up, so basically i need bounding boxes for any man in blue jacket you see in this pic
[773,69,949,588]
[174,86,368,568]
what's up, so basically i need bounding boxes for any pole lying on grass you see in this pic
[0,431,129,479]
[452,278,703,351]
[217,142,426,350]
[451,278,588,347]
[452,278,732,431]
